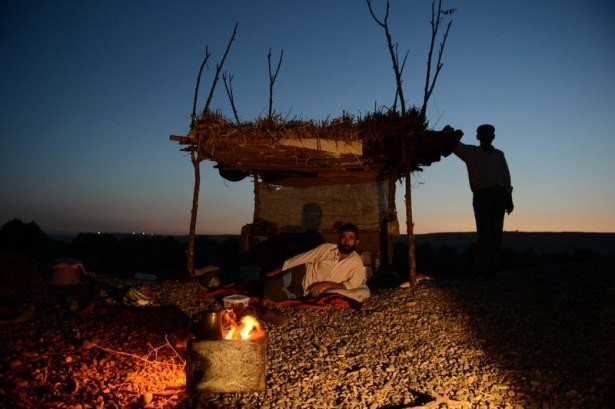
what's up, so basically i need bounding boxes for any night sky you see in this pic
[1,0,613,235]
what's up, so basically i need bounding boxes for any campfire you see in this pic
[224,314,265,340]
[222,307,266,341]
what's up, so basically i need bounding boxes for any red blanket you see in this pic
[198,283,359,309]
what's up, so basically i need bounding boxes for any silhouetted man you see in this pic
[453,124,514,278]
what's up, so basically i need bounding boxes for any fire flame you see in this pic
[224,314,265,340]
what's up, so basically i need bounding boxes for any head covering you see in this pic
[476,124,495,140]
[477,124,495,133]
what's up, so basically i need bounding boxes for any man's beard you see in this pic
[338,243,356,255]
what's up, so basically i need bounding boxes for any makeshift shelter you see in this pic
[170,110,462,274]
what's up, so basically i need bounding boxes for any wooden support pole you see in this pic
[253,174,261,222]
[187,152,201,279]
[404,170,417,291]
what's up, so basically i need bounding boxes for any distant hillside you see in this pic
[410,232,615,255]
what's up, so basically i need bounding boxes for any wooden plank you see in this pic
[278,138,363,156]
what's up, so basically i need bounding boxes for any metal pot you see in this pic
[196,312,223,340]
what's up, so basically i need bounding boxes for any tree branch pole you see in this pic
[367,0,417,287]
[186,23,239,279]
[186,49,211,278]
[368,0,454,289]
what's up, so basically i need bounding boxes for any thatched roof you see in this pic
[170,109,462,187]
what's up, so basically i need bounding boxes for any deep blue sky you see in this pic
[1,0,614,235]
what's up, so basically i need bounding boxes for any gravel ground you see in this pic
[1,257,613,409]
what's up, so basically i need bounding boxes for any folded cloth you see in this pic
[324,284,370,303]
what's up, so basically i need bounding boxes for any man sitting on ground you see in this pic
[263,223,367,301]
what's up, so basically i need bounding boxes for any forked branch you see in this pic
[191,47,211,131]
[202,22,239,117]
[421,0,454,118]
[366,0,406,114]
[268,48,284,117]
[223,72,241,123]
[393,46,409,111]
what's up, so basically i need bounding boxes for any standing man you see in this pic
[263,223,366,300]
[453,124,514,279]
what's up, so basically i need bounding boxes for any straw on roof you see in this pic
[170,109,462,187]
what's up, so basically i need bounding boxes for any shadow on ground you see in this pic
[379,254,615,408]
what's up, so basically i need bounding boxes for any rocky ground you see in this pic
[0,256,613,409]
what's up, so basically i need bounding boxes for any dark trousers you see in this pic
[263,264,306,301]
[472,187,507,277]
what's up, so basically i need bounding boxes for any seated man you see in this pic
[263,223,367,301]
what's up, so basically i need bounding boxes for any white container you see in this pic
[223,294,250,309]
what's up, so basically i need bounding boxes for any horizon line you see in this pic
[47,230,615,237]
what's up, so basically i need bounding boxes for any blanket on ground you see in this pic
[198,282,369,310]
